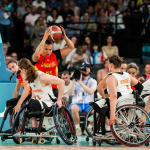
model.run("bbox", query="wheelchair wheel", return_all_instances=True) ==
[84,108,100,137]
[111,104,150,147]
[53,105,76,145]
[12,104,31,144]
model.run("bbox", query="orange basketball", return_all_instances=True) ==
[48,25,62,42]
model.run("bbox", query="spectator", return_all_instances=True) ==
[128,0,136,14]
[25,6,40,35]
[97,8,109,32]
[101,2,111,17]
[109,3,125,32]
[65,15,83,38]
[47,7,63,25]
[123,0,130,8]
[3,43,8,56]
[40,10,47,23]
[31,16,47,50]
[46,0,61,13]
[120,60,128,72]
[72,47,89,64]
[37,6,44,14]
[60,2,74,27]
[67,62,97,135]
[140,0,150,12]
[0,0,13,45]
[11,52,18,60]
[92,43,107,64]
[61,71,72,106]
[84,36,93,54]
[95,0,107,13]
[17,0,27,20]
[22,5,31,21]
[69,0,80,16]
[12,0,21,16]
[97,58,109,83]
[102,35,119,57]
[144,64,150,81]
[117,0,126,12]
[82,12,97,36]
[86,5,97,21]
[66,36,78,70]
[5,55,11,65]
[32,0,46,9]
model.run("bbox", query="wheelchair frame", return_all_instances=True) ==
[12,104,77,145]
[91,92,150,147]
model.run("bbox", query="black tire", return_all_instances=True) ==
[84,108,100,137]
[93,140,96,146]
[111,105,150,147]
[12,104,29,144]
[53,105,76,145]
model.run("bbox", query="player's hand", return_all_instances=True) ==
[110,116,118,124]
[139,114,146,125]
[14,104,21,114]
[60,26,66,39]
[44,28,50,40]
[54,100,62,108]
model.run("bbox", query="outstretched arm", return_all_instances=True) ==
[14,73,30,113]
[32,28,50,62]
[60,26,74,57]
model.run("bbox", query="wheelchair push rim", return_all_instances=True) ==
[53,105,76,145]
[111,104,150,147]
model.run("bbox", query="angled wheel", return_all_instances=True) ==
[84,108,100,137]
[53,105,76,145]
[111,105,150,147]
[12,104,30,144]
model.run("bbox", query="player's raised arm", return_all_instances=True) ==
[32,28,50,62]
[59,26,75,57]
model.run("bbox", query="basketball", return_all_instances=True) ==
[48,25,62,42]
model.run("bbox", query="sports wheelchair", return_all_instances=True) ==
[0,103,27,141]
[12,103,76,145]
[84,91,150,147]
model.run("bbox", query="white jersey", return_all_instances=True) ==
[29,71,56,108]
[141,79,150,103]
[111,72,133,96]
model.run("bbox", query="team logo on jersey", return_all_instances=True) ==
[33,85,36,87]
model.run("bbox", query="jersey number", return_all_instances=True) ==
[48,118,52,125]
[126,85,129,89]
[37,95,41,100]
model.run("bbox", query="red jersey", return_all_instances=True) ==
[17,73,32,95]
[34,50,61,89]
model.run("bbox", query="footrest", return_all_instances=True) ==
[13,132,59,138]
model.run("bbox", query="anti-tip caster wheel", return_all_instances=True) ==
[93,140,96,146]
[1,136,5,141]
[40,138,45,144]
[86,137,89,142]
[56,138,60,144]
[145,142,149,146]
[32,139,38,144]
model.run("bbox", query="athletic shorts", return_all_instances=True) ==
[68,103,92,114]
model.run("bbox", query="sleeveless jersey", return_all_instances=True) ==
[142,79,150,91]
[29,71,56,107]
[34,53,58,89]
[17,73,32,95]
[111,72,133,96]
